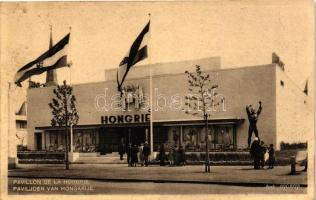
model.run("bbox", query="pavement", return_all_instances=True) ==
[8,178,307,194]
[8,163,307,187]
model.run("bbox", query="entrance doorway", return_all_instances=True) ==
[35,132,42,150]
[98,127,149,155]
[126,127,147,146]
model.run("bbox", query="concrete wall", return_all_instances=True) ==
[27,78,151,150]
[275,66,314,149]
[27,64,276,150]
[16,127,28,146]
[1,82,26,167]
[152,64,276,148]
[16,115,27,146]
[4,84,18,167]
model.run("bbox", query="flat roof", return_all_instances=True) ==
[35,118,245,130]
[105,56,221,81]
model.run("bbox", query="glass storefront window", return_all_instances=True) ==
[214,125,234,150]
[44,129,98,152]
[73,129,98,152]
[43,124,235,153]
[45,130,65,151]
[167,124,235,152]
[183,126,202,151]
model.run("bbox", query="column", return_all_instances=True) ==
[44,131,47,150]
[41,131,44,150]
[233,124,237,151]
[179,126,183,146]
[150,126,153,153]
[7,83,17,168]
[128,128,132,144]
[81,132,84,152]
[70,124,73,152]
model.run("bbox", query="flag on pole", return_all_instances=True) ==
[14,33,70,86]
[117,21,150,92]
[46,25,58,86]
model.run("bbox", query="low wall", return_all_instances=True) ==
[17,150,303,165]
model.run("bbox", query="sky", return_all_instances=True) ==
[1,1,314,100]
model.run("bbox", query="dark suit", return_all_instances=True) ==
[143,144,150,166]
[250,140,260,169]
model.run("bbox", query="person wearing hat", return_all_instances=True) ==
[118,139,125,161]
[131,144,139,167]
[178,145,186,166]
[250,137,261,169]
[127,143,132,167]
[268,144,275,169]
[143,142,150,166]
[159,143,166,166]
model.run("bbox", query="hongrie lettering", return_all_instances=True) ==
[101,114,150,124]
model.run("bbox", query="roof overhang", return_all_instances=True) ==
[35,118,244,131]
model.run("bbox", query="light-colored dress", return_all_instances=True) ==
[138,145,144,165]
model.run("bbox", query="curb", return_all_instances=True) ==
[8,175,307,188]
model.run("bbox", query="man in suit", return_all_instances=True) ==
[143,142,150,166]
[250,137,261,169]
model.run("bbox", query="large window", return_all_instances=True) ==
[167,124,235,152]
[183,126,202,151]
[213,125,234,150]
[44,130,66,151]
[44,129,99,152]
[73,129,98,152]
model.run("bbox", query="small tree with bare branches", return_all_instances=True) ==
[184,65,220,173]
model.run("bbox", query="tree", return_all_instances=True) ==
[184,65,220,173]
[49,80,79,170]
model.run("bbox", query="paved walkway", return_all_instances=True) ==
[9,164,307,186]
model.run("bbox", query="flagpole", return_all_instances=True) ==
[148,13,154,155]
[68,26,73,153]
[69,26,72,86]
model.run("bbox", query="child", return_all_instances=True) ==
[268,144,275,169]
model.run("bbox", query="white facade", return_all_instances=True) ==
[26,57,313,151]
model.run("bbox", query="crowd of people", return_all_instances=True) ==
[118,137,275,170]
[122,142,151,167]
[118,142,186,167]
[250,137,275,169]
[164,144,186,166]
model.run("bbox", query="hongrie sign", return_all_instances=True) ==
[101,113,150,124]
